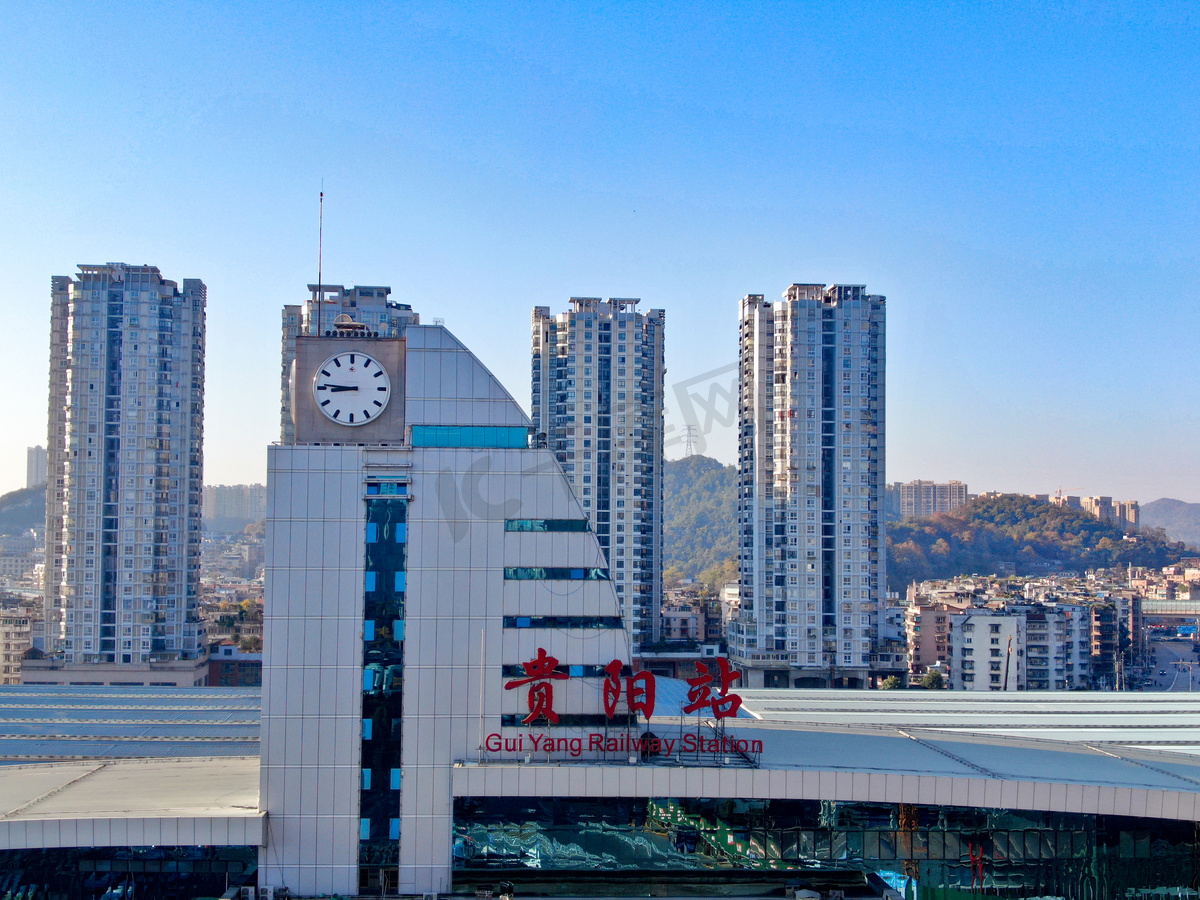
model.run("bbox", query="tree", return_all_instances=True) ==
[920,670,945,690]
[880,675,903,690]
[238,635,262,653]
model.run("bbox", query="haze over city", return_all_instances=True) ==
[2,1,1196,500]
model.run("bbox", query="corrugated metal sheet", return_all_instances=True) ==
[0,686,260,761]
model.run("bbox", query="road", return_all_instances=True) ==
[1149,640,1198,692]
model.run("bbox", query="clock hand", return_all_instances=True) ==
[324,384,359,392]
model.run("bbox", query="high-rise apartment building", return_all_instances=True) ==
[26,446,47,488]
[899,480,969,518]
[531,298,665,649]
[731,284,885,688]
[31,263,207,685]
[280,284,419,443]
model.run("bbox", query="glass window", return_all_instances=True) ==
[504,567,610,581]
[360,819,371,840]
[503,615,623,629]
[410,425,530,448]
[505,519,590,532]
[366,523,378,543]
[365,571,376,592]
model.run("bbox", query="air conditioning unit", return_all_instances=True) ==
[261,888,276,900]
[423,894,437,900]
[239,889,256,900]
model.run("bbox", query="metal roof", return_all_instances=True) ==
[733,689,1200,752]
[0,686,260,761]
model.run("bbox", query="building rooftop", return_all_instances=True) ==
[0,686,259,761]
[0,756,262,850]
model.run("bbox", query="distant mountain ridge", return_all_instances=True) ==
[1142,498,1200,548]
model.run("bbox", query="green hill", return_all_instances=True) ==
[0,485,45,535]
[887,493,1187,590]
[663,455,738,579]
[661,466,1190,592]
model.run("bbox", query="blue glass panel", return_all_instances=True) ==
[396,523,407,543]
[362,719,373,739]
[366,483,380,495]
[360,819,371,840]
[364,620,375,641]
[395,620,405,640]
[363,670,375,692]
[389,818,401,840]
[390,768,401,789]
[516,617,531,628]
[366,523,378,543]
[569,665,584,677]
[362,770,372,790]
[395,572,406,592]
[410,425,530,448]
[365,571,376,592]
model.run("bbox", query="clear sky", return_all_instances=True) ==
[1,1,1197,501]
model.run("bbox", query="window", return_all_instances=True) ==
[504,567,610,581]
[503,616,623,629]
[410,425,530,448]
[505,519,589,532]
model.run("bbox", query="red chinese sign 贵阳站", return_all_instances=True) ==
[504,648,742,724]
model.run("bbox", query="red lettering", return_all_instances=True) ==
[682,659,743,719]
[602,659,659,719]
[505,648,569,725]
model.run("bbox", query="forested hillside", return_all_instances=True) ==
[887,494,1187,589]
[0,485,45,534]
[661,465,1191,592]
[662,455,737,579]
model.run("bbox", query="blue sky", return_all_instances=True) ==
[1,1,1197,500]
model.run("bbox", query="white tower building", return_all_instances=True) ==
[32,263,207,684]
[530,298,666,649]
[730,284,885,688]
[263,313,633,895]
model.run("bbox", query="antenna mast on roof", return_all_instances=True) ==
[314,184,324,336]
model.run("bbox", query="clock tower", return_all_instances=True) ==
[290,324,405,443]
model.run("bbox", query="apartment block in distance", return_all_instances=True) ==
[26,445,47,488]
[531,298,666,649]
[899,480,969,518]
[731,284,885,688]
[280,284,419,443]
[29,263,207,685]
[202,483,267,523]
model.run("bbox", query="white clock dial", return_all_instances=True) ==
[312,351,391,426]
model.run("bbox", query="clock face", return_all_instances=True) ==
[312,351,392,426]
